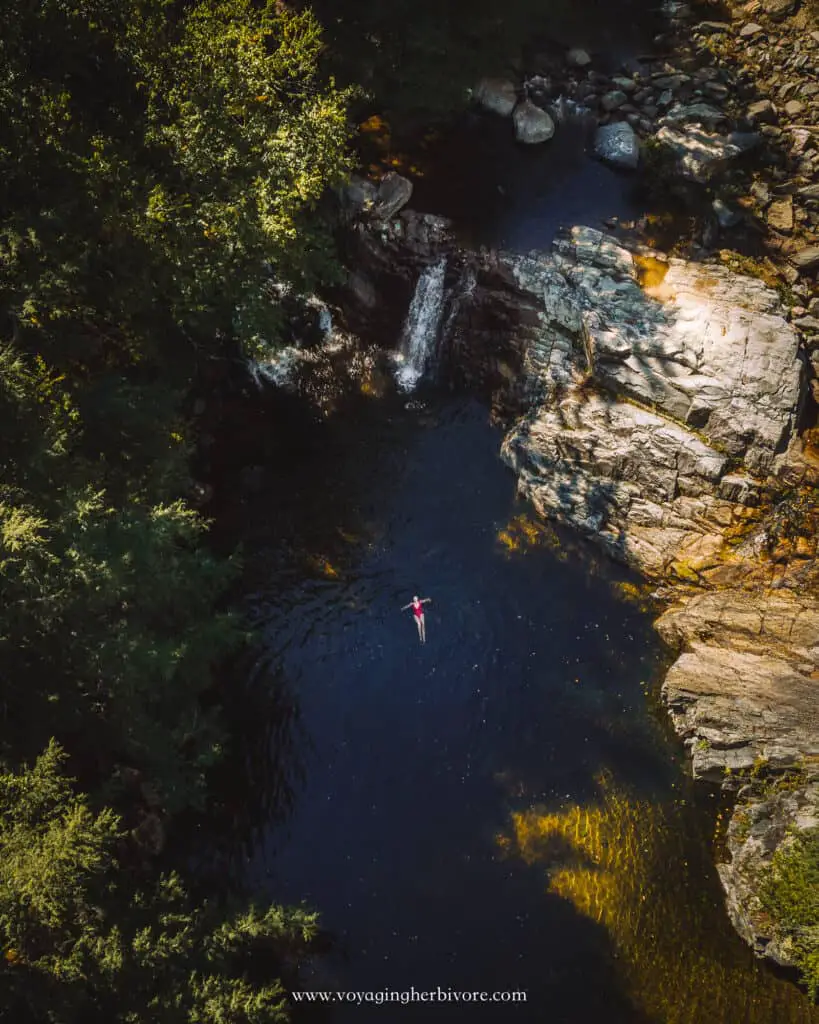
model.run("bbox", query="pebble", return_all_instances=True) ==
[739,22,764,37]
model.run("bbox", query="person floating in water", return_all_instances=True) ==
[401,595,432,643]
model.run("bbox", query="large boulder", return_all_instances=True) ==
[656,586,819,973]
[512,100,556,144]
[549,228,801,475]
[369,172,413,220]
[474,78,517,117]
[719,783,819,969]
[593,121,640,170]
[654,125,762,182]
[501,389,733,576]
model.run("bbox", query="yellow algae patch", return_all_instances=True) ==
[610,579,656,612]
[500,773,819,1024]
[495,513,563,557]
[306,554,340,579]
[633,253,671,295]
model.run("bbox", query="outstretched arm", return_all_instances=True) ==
[400,603,412,611]
[421,597,432,604]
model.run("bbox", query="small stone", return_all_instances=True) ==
[791,245,819,271]
[512,100,556,144]
[768,197,794,232]
[658,89,674,107]
[652,74,690,89]
[747,99,777,123]
[699,20,731,32]
[803,83,819,98]
[704,81,730,100]
[601,90,628,111]
[794,315,819,331]
[784,99,805,116]
[594,120,641,169]
[611,76,638,93]
[739,22,764,36]
[634,88,654,104]
[567,48,592,67]
[762,0,798,19]
[713,197,743,227]
[474,78,518,117]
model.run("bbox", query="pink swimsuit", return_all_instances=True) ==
[412,601,424,619]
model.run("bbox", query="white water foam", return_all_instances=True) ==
[393,258,447,392]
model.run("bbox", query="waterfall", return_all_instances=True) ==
[393,258,447,392]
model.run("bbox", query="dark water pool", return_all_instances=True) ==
[210,394,819,1024]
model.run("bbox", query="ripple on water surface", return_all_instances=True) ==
[224,398,818,1024]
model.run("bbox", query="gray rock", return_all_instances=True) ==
[659,590,819,780]
[502,389,732,575]
[703,81,730,101]
[739,21,764,37]
[369,172,413,220]
[654,126,759,182]
[567,47,592,67]
[747,99,778,124]
[474,77,517,117]
[767,196,794,232]
[601,90,628,111]
[512,100,556,144]
[794,315,819,331]
[652,74,690,90]
[340,174,378,219]
[698,20,731,33]
[489,226,801,571]
[594,121,641,170]
[719,783,819,972]
[784,98,805,116]
[660,101,728,130]
[712,197,743,227]
[611,76,638,93]
[761,0,799,18]
[791,245,819,271]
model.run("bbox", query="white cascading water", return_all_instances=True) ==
[393,258,447,392]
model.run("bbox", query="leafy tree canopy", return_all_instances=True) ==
[0,743,318,1023]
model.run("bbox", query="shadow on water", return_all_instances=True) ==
[411,111,647,253]
[198,384,819,1023]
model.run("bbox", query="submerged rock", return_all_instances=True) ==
[512,99,556,144]
[566,47,592,67]
[594,121,640,170]
[474,78,517,117]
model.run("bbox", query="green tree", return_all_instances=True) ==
[0,346,240,812]
[0,743,317,1023]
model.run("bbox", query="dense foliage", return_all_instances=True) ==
[305,0,554,132]
[0,0,351,1018]
[0,743,318,1023]
[761,826,819,1000]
